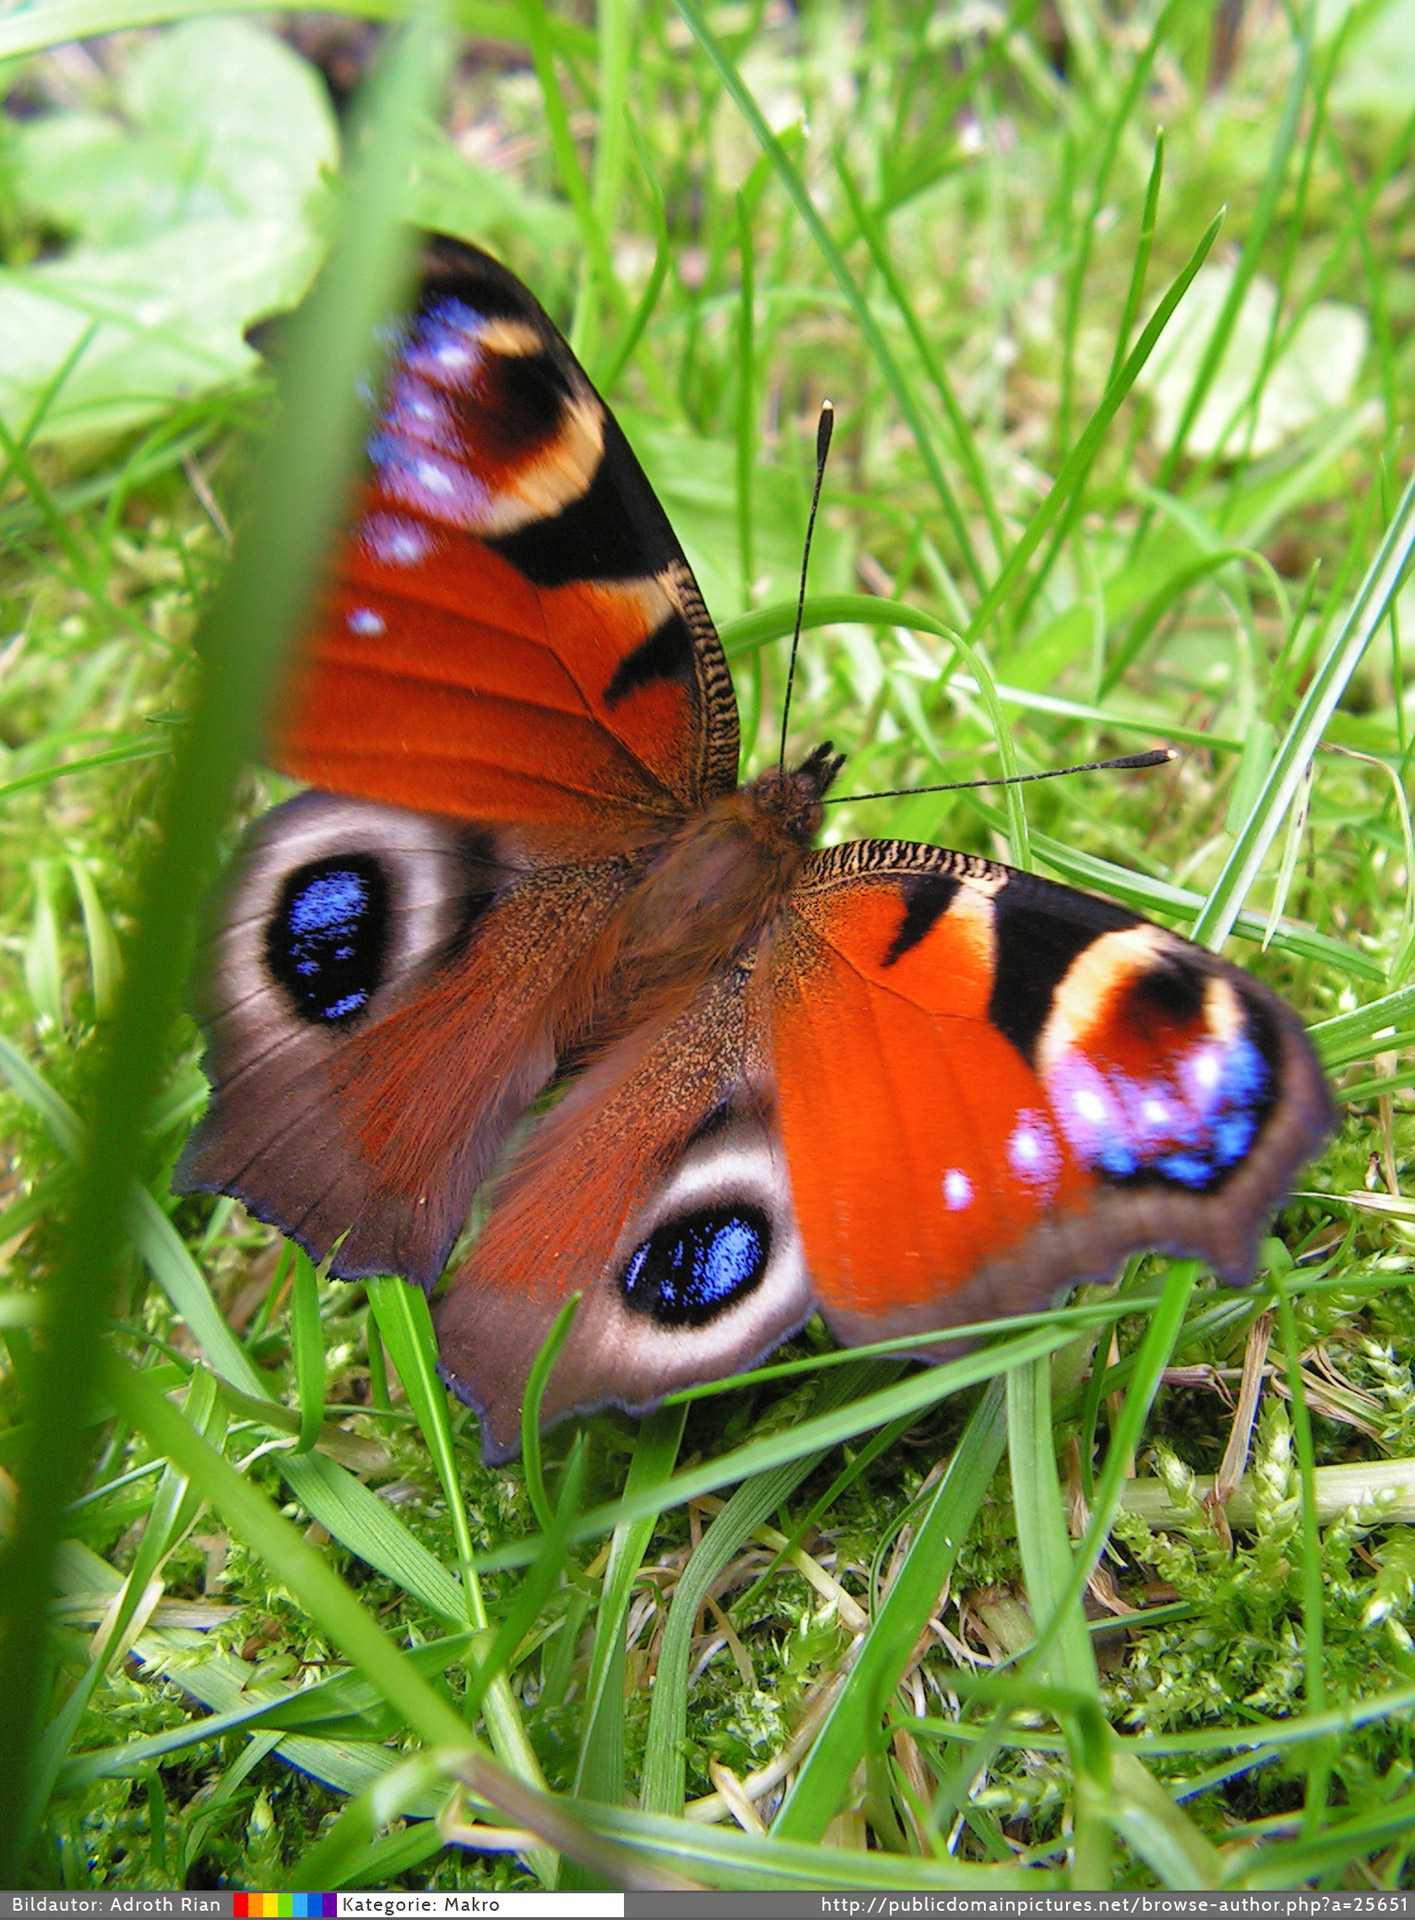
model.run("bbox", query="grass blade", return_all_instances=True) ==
[1193,470,1415,950]
[366,1276,553,1877]
[0,17,443,1871]
[772,1379,1008,1841]
[640,1360,893,1816]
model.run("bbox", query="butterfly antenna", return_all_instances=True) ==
[824,748,1176,805]
[778,401,835,775]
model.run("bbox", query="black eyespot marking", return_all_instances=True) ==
[1124,959,1206,1028]
[883,874,962,967]
[604,612,696,708]
[266,854,390,1026]
[472,347,568,454]
[620,1205,771,1327]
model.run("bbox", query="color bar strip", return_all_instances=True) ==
[234,1897,338,1917]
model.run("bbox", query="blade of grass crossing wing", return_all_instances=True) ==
[0,17,442,1865]
[640,1360,894,1816]
[771,1380,1008,1842]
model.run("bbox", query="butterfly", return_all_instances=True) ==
[177,234,1335,1463]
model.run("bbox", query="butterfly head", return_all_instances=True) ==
[746,741,844,845]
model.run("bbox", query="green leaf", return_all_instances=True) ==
[0,18,337,439]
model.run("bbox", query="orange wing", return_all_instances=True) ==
[769,843,1334,1349]
[275,236,739,836]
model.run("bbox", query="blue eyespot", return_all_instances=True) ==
[620,1205,770,1327]
[1048,1024,1274,1195]
[266,855,390,1027]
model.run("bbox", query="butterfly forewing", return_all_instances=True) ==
[770,842,1335,1349]
[276,236,738,835]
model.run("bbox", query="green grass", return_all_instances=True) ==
[2,0,1415,1892]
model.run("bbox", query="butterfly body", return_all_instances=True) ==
[179,235,1334,1462]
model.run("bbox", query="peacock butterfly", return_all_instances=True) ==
[177,234,1335,1463]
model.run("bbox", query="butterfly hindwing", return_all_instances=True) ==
[434,959,811,1462]
[276,236,739,836]
[769,842,1334,1348]
[177,791,633,1284]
